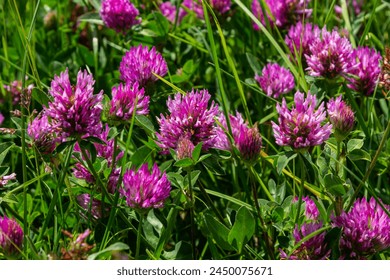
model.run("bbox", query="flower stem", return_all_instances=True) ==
[186,168,197,260]
[135,213,144,259]
[294,154,306,225]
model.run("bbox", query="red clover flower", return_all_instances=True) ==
[272,91,332,150]
[347,46,382,95]
[119,45,168,88]
[46,68,103,140]
[160,2,186,24]
[100,0,141,34]
[333,197,390,259]
[0,215,23,256]
[120,163,171,209]
[255,63,295,98]
[156,89,219,154]
[327,96,355,141]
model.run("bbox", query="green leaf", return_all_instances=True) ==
[174,158,194,168]
[192,142,202,162]
[87,242,129,260]
[246,52,262,74]
[228,206,255,252]
[348,149,371,161]
[131,145,153,168]
[201,156,225,175]
[31,87,50,107]
[276,152,297,174]
[203,213,235,251]
[136,115,155,134]
[78,12,104,25]
[0,142,14,166]
[324,174,346,196]
[347,138,364,153]
[54,140,76,154]
[79,140,97,164]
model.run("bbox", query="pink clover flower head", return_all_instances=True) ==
[293,196,320,220]
[100,0,141,34]
[109,82,149,121]
[280,222,330,260]
[76,194,108,220]
[160,2,186,24]
[0,173,17,187]
[347,46,382,95]
[156,89,219,154]
[285,21,321,65]
[120,163,171,209]
[214,112,262,163]
[251,0,312,30]
[0,215,23,256]
[183,0,204,19]
[327,96,355,141]
[119,45,168,87]
[333,197,390,259]
[255,63,295,98]
[305,27,358,79]
[210,0,232,14]
[3,79,34,106]
[28,111,59,154]
[46,68,103,139]
[214,112,246,151]
[272,91,332,150]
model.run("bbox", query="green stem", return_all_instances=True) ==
[294,154,305,225]
[186,168,197,260]
[135,213,144,259]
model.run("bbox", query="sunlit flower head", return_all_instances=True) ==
[100,0,141,34]
[120,163,171,209]
[327,96,355,141]
[272,91,332,150]
[0,215,23,256]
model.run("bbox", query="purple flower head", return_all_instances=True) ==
[28,111,59,154]
[214,112,262,163]
[109,82,149,122]
[214,112,246,151]
[119,45,168,88]
[347,47,381,95]
[100,0,141,34]
[120,163,171,209]
[210,0,232,14]
[46,69,103,140]
[61,229,94,260]
[335,0,364,16]
[183,0,204,19]
[0,173,17,187]
[0,215,23,256]
[327,96,355,141]
[255,63,295,98]
[73,125,123,192]
[76,194,108,220]
[293,196,320,220]
[280,222,330,260]
[251,0,312,30]
[236,124,262,164]
[156,89,219,154]
[333,197,390,259]
[160,2,186,24]
[306,27,358,79]
[285,22,321,66]
[272,91,332,150]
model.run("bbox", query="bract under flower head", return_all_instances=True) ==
[100,0,141,34]
[156,89,219,154]
[255,63,295,98]
[272,91,332,150]
[333,197,390,259]
[46,68,103,140]
[120,163,171,209]
[119,45,168,87]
